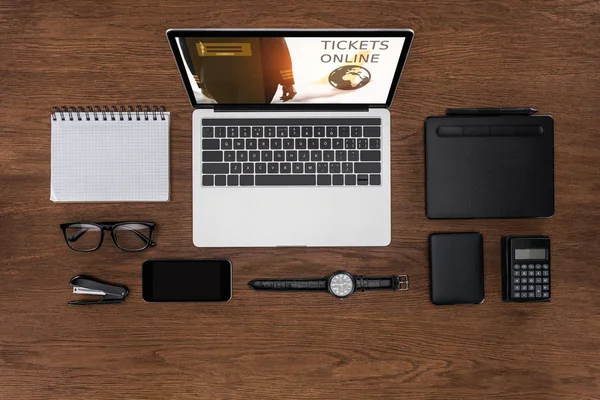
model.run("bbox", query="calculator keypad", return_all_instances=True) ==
[511,263,550,301]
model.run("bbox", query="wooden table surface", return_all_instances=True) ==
[1,1,599,399]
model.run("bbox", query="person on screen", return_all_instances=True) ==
[179,37,297,104]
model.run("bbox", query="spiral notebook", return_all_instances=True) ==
[50,106,170,202]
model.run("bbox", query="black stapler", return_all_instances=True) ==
[69,275,129,305]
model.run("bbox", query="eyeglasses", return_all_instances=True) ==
[60,222,156,252]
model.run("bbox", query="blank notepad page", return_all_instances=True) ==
[50,113,170,202]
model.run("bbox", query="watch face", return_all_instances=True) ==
[328,272,355,298]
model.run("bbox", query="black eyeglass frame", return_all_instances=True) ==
[60,221,156,252]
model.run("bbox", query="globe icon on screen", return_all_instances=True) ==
[328,65,371,90]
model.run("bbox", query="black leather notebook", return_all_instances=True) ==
[425,115,554,219]
[430,233,484,305]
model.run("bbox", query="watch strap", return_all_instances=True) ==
[248,279,327,291]
[355,275,409,291]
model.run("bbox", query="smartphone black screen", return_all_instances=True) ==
[142,259,231,302]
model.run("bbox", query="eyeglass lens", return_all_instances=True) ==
[113,223,152,251]
[65,223,102,251]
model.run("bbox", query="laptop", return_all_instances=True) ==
[166,29,414,247]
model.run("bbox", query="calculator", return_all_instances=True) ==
[502,236,551,302]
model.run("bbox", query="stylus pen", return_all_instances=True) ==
[446,107,537,116]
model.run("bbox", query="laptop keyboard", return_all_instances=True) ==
[200,118,382,187]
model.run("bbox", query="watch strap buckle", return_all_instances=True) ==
[394,275,409,291]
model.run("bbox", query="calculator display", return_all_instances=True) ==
[515,248,547,260]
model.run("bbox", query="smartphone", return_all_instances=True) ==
[142,259,232,302]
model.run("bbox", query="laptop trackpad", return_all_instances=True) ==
[193,186,390,247]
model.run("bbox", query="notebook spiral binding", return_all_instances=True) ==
[51,105,167,121]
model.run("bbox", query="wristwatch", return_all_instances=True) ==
[248,271,409,298]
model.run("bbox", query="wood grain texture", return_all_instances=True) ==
[1,0,600,399]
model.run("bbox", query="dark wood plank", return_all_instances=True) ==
[1,0,599,399]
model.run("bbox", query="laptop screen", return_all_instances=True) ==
[168,31,413,107]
